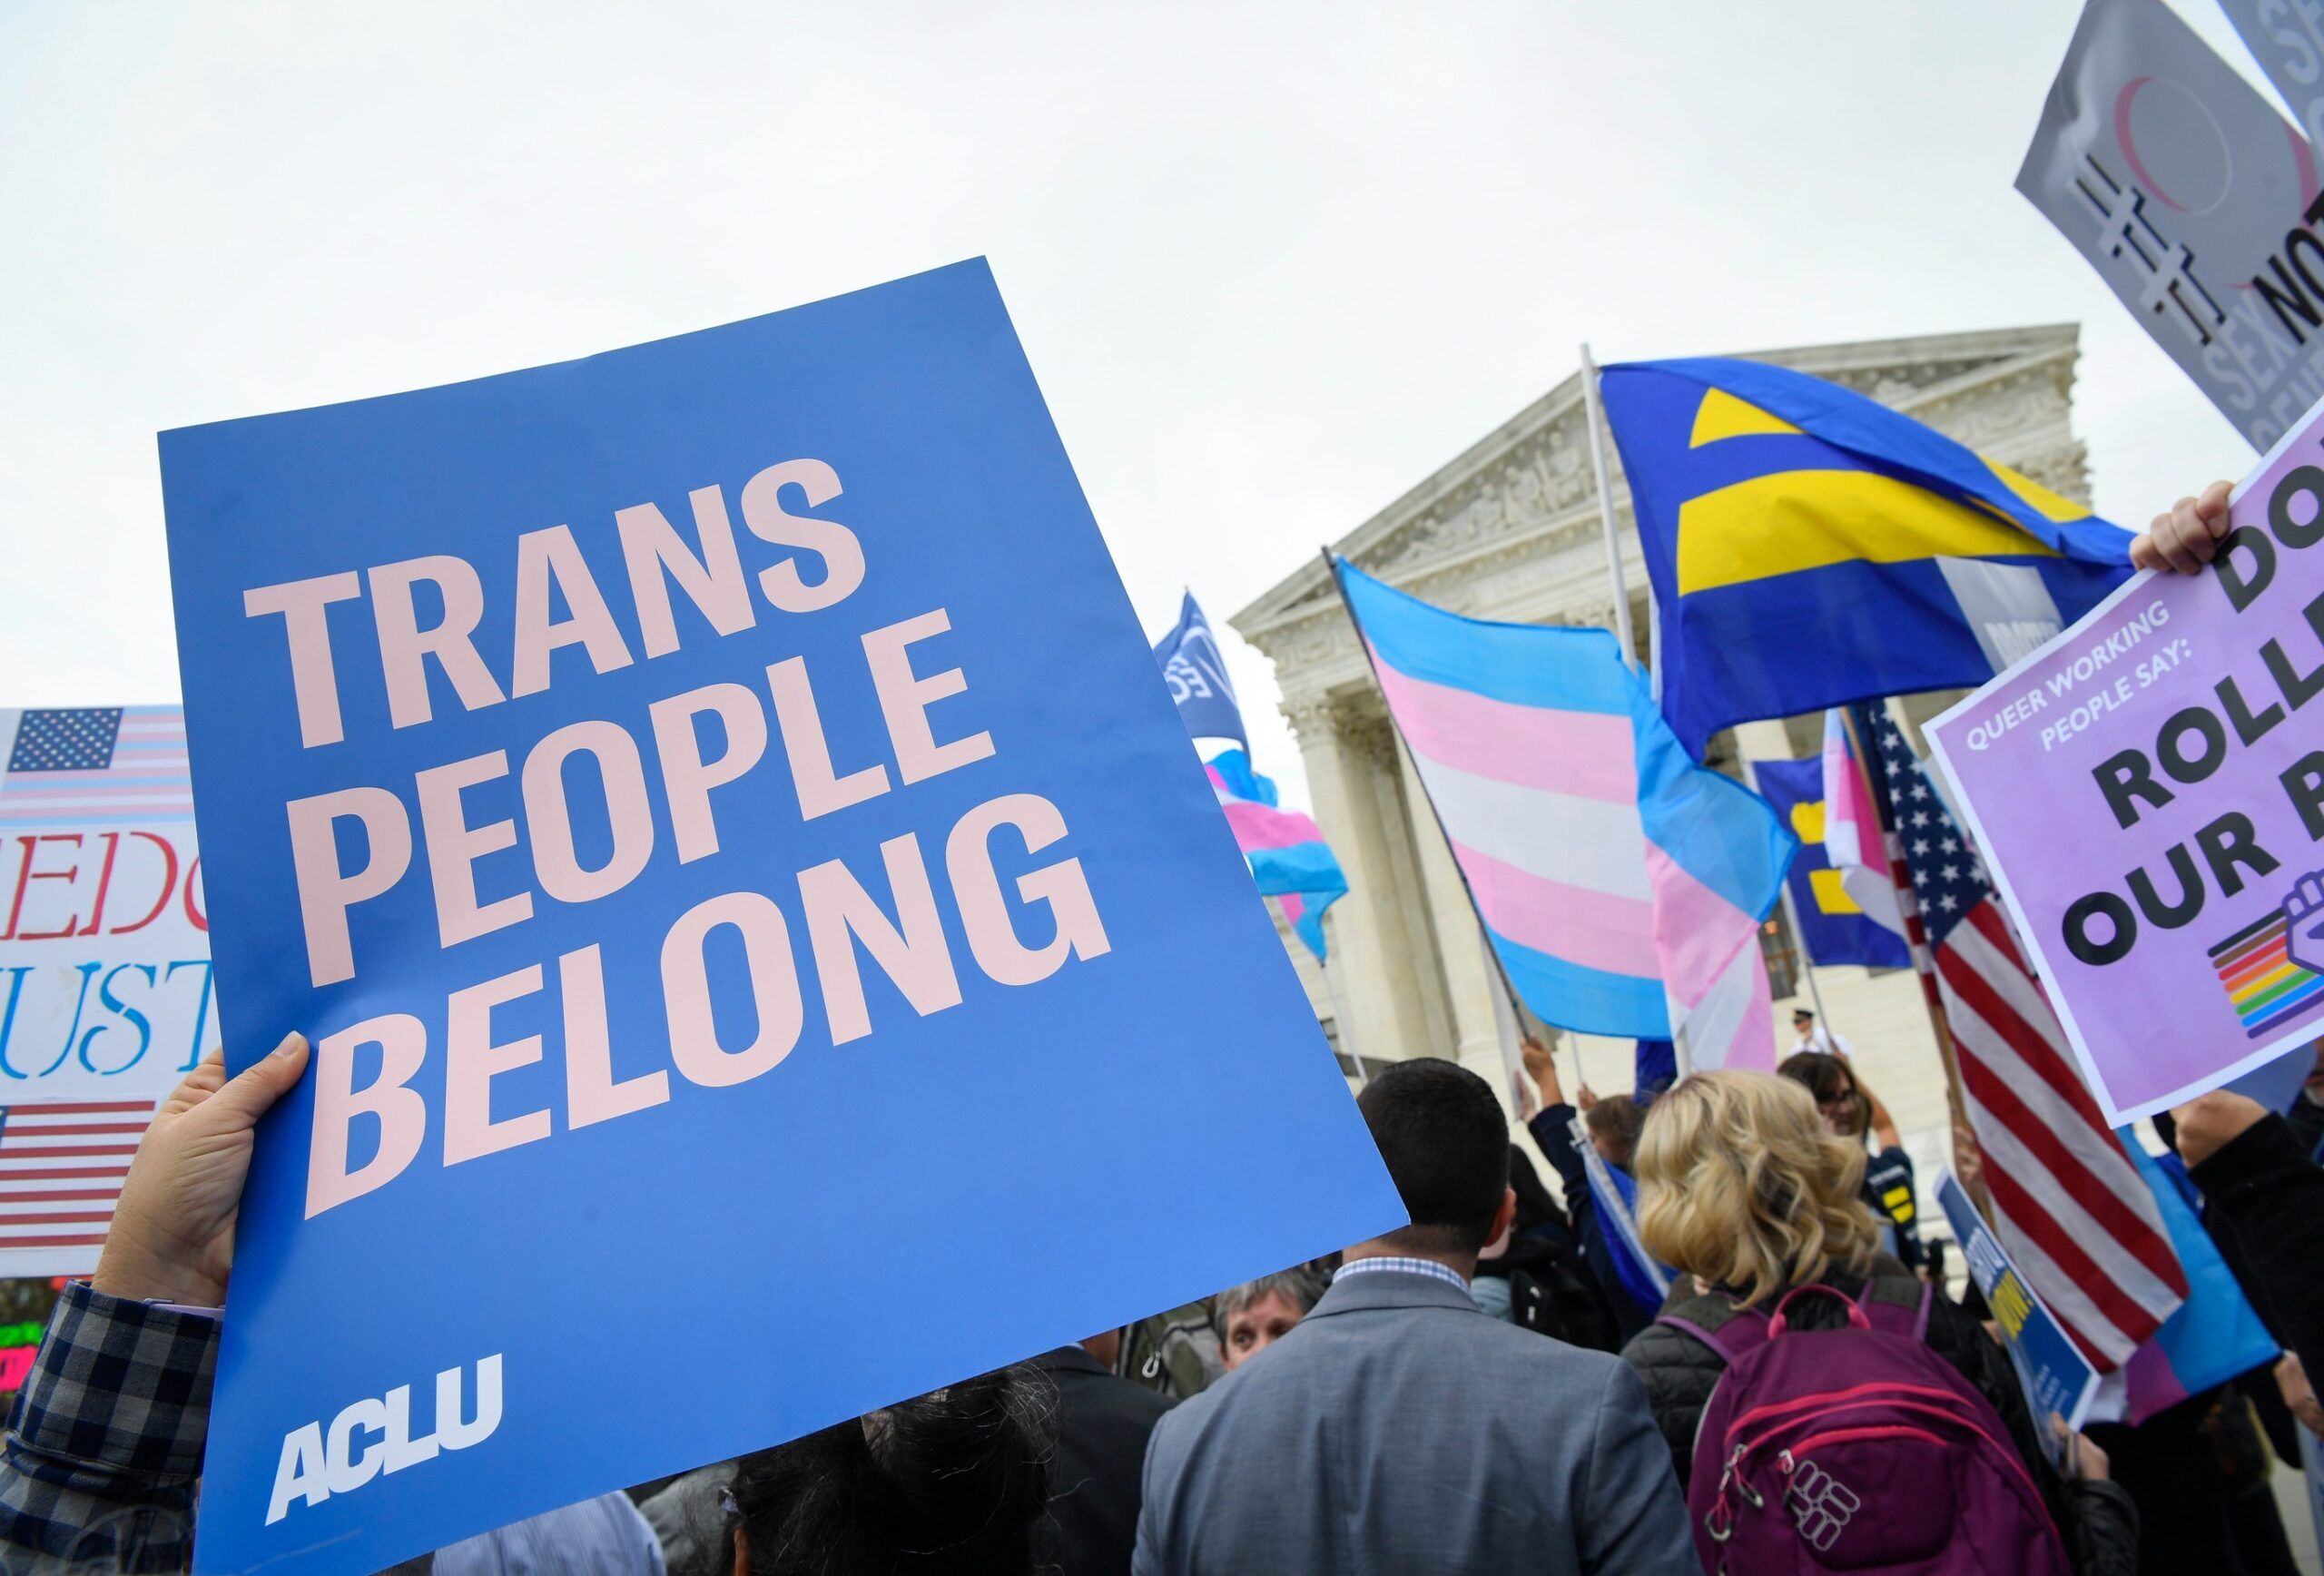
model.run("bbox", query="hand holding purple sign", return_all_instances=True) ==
[1928,396,2324,1125]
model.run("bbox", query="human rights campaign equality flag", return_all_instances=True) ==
[1334,559,1796,1068]
[1599,358,2135,759]
[1750,758,1911,970]
[1152,591,1247,749]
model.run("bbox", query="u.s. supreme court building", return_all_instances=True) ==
[1231,323,2102,1167]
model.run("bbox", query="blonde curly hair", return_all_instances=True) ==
[1634,1070,1879,1307]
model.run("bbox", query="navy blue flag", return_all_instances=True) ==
[1752,759,1911,970]
[1152,592,1247,749]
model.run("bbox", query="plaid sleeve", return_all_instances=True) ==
[0,1281,219,1571]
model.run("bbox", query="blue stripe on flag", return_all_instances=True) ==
[1488,927,1671,1039]
[1631,700,1797,921]
[1246,843,1347,898]
[1338,567,1634,715]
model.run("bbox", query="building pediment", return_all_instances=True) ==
[1232,323,2091,724]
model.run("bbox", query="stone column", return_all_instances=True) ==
[1285,696,1446,1066]
[1395,737,1505,1088]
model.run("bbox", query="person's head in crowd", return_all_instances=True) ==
[1634,1070,1878,1306]
[1581,1093,1644,1168]
[1793,1009,1815,1035]
[1507,1143,1564,1234]
[724,1366,1052,1576]
[1351,1058,1512,1274]
[1777,1049,1867,1141]
[1213,1268,1325,1372]
[2307,1038,2324,1101]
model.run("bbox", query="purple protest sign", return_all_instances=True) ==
[1927,398,2324,1125]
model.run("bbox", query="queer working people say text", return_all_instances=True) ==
[241,458,1110,1221]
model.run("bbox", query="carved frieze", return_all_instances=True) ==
[1236,325,2096,684]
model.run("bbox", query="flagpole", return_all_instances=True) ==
[1578,343,1639,671]
[1321,957,1367,1088]
[1840,701,1990,1216]
[1738,756,1833,1036]
[1579,345,1682,1077]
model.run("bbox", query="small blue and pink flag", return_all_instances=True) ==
[1334,559,1797,1068]
[2115,1138,2278,1424]
[1206,749,1347,962]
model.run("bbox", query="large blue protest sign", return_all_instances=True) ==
[160,260,1403,1574]
[1936,1174,2097,1461]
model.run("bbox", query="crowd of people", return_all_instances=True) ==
[0,491,2318,1574]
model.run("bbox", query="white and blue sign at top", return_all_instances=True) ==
[161,260,1402,1575]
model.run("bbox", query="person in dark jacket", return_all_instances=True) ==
[2172,1090,2324,1391]
[1519,1037,1658,1343]
[1026,1339,1173,1576]
[1620,1070,2138,1576]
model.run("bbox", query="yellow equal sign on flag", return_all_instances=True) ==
[1786,798,1863,916]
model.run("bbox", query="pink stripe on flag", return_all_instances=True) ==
[1452,841,1661,979]
[1220,800,1325,854]
[1368,653,1637,802]
[1644,844,1761,1012]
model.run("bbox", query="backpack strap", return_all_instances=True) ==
[1656,1289,1771,1365]
[1857,1266,1933,1341]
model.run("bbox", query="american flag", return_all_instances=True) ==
[0,1100,155,1263]
[1853,703,2188,1370]
[0,707,192,826]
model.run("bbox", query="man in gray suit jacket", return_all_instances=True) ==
[1133,1058,1696,1576]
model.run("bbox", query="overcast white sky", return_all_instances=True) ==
[0,1,2273,808]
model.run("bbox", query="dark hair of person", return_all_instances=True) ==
[1508,1143,1565,1235]
[1355,1057,1510,1254]
[1581,1095,1645,1169]
[1776,1050,1867,1140]
[724,1364,1054,1576]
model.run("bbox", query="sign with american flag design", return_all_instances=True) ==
[0,1098,158,1277]
[0,707,213,1140]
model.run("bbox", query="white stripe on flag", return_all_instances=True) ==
[1984,1194,2138,1364]
[1958,1083,2183,1317]
[1404,756,1650,900]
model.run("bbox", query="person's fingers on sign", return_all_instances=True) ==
[2048,1415,2112,1483]
[92,1033,311,1307]
[2129,479,2232,575]
[2166,1089,2269,1170]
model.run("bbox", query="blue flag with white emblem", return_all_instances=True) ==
[1152,592,1247,750]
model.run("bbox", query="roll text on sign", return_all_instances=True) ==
[1929,394,2324,1124]
[161,261,1403,1575]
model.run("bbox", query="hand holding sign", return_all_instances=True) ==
[1929,399,2324,1122]
[91,1035,309,1307]
[2129,480,2232,576]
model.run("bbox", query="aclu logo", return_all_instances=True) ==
[268,1354,502,1525]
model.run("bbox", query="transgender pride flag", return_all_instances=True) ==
[1206,750,1347,961]
[1334,560,1796,1067]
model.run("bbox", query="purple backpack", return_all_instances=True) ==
[1659,1275,2070,1575]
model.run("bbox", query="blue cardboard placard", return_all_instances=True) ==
[1936,1173,2097,1463]
[160,260,1403,1575]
